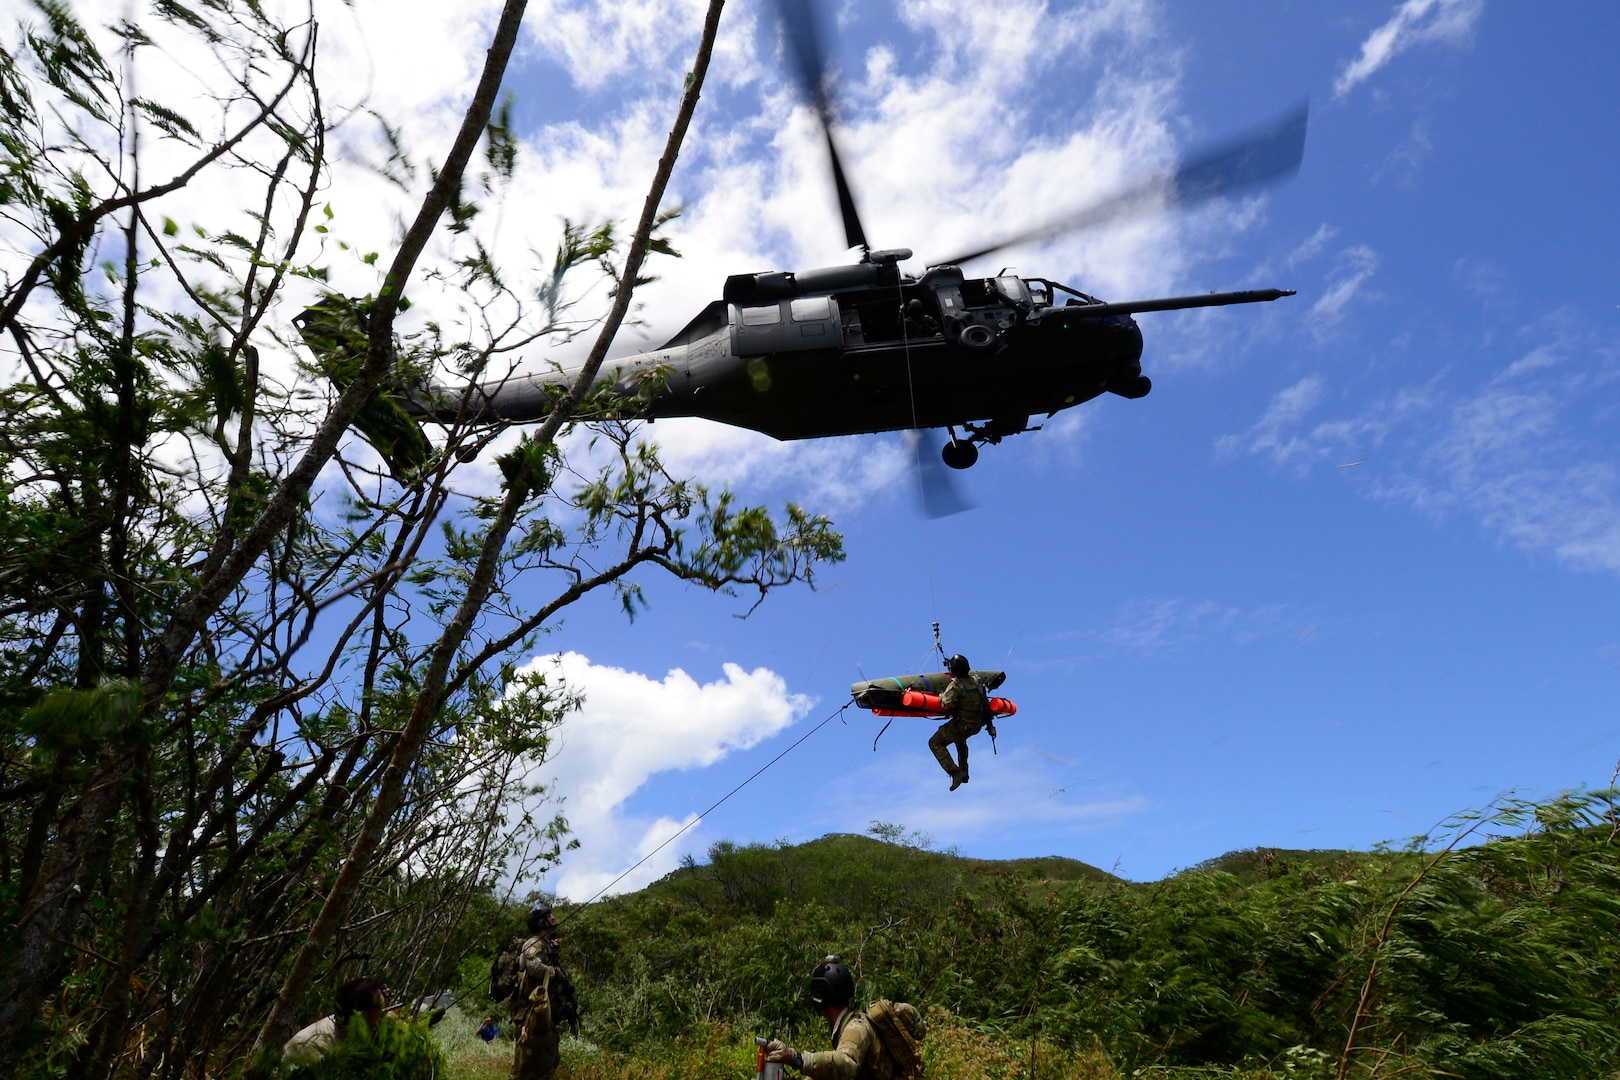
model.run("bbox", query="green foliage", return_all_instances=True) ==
[292,295,432,475]
[0,4,838,1074]
[284,1016,447,1080]
[547,799,1620,1080]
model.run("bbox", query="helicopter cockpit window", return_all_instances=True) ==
[739,304,783,327]
[1026,280,1052,308]
[995,276,1032,306]
[959,279,999,308]
[789,297,832,322]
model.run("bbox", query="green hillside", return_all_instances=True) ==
[524,797,1620,1080]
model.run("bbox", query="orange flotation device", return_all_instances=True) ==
[870,690,1017,719]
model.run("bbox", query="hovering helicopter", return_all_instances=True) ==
[318,0,1307,474]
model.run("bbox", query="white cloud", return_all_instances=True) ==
[1092,597,1290,656]
[1219,312,1620,577]
[1310,245,1380,328]
[1216,375,1327,468]
[1334,0,1485,99]
[1388,387,1620,573]
[523,0,746,90]
[515,650,812,899]
[1288,224,1339,268]
[4,0,1291,521]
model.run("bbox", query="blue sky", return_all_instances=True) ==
[476,0,1620,896]
[91,0,1612,897]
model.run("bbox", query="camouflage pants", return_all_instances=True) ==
[510,1012,560,1080]
[928,716,981,776]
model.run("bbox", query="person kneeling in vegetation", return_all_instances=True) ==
[764,956,924,1080]
[283,977,387,1065]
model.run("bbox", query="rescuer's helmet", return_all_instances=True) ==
[947,654,971,677]
[809,955,854,1009]
[527,906,555,935]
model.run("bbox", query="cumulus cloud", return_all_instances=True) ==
[514,651,812,900]
[7,0,1291,520]
[1334,0,1485,99]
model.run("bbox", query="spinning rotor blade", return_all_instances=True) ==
[938,101,1308,267]
[774,0,868,253]
[908,429,975,520]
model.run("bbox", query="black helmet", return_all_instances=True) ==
[809,955,854,1008]
[527,906,555,935]
[947,654,970,677]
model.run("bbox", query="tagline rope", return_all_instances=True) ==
[557,702,850,924]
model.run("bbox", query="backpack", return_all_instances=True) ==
[489,936,523,1002]
[865,999,926,1080]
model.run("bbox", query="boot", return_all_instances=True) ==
[960,767,969,784]
[948,770,965,791]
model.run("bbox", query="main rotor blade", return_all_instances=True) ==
[938,101,1308,267]
[774,0,869,252]
[909,430,975,519]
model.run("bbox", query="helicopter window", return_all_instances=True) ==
[739,304,783,327]
[789,297,832,322]
[995,276,1032,306]
[959,279,1000,308]
[1026,280,1051,307]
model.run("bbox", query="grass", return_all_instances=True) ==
[433,1007,1311,1080]
[432,1007,513,1079]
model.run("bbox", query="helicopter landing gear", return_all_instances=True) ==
[941,437,979,470]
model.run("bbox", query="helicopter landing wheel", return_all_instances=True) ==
[941,438,979,470]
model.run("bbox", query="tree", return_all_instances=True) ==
[0,0,832,1074]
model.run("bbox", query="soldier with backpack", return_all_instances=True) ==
[929,654,997,791]
[763,955,926,1080]
[489,906,579,1080]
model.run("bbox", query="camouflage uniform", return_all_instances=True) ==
[496,934,564,1080]
[928,673,989,780]
[800,1007,892,1080]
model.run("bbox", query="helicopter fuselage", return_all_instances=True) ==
[447,260,1189,448]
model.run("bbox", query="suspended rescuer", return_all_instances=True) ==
[490,906,580,1080]
[928,654,996,791]
[763,956,926,1080]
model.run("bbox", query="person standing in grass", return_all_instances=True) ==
[491,906,575,1080]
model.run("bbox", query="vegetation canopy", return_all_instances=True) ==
[0,0,828,1076]
[541,796,1620,1080]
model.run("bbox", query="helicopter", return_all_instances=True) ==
[332,0,1308,473]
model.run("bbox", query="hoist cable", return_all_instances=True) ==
[555,702,849,925]
[895,280,941,628]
